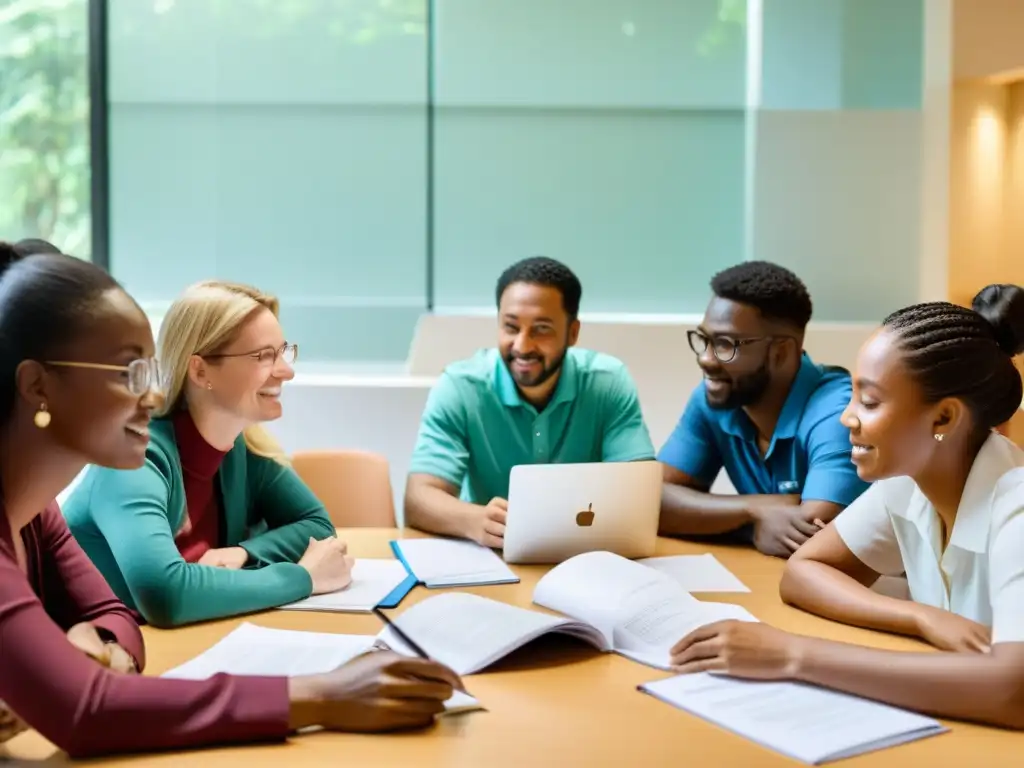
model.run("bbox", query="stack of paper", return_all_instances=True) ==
[637,554,750,593]
[163,623,481,715]
[392,538,519,588]
[279,559,413,613]
[640,673,947,764]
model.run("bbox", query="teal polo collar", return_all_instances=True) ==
[494,348,580,409]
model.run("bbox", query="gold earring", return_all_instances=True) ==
[34,402,51,429]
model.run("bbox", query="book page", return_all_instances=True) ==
[279,559,410,612]
[162,622,482,716]
[638,554,751,593]
[162,623,378,679]
[394,539,518,587]
[641,673,946,764]
[533,551,702,645]
[377,592,607,675]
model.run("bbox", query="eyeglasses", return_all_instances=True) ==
[204,342,298,367]
[44,357,163,397]
[687,330,777,364]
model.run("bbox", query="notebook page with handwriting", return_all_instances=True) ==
[533,551,757,670]
[279,559,410,613]
[377,592,608,675]
[641,673,947,764]
[392,538,519,587]
[162,623,481,715]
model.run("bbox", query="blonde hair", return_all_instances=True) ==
[157,280,289,465]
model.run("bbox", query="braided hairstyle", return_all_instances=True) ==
[882,284,1024,434]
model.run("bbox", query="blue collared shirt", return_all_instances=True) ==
[409,347,656,503]
[658,353,869,507]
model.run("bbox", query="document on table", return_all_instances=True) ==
[279,559,412,612]
[391,538,519,588]
[637,554,750,593]
[640,673,947,764]
[162,623,481,715]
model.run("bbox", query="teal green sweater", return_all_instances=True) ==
[62,418,335,627]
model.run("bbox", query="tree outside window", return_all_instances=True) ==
[0,0,90,259]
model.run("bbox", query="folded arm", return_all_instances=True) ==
[240,457,336,565]
[43,504,146,668]
[404,473,486,539]
[790,638,1024,730]
[781,522,922,637]
[87,461,313,627]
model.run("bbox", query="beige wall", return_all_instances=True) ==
[954,0,1024,81]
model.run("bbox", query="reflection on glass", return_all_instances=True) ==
[0,0,91,258]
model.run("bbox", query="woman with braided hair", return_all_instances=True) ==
[666,284,1024,729]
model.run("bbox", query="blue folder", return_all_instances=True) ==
[375,545,418,608]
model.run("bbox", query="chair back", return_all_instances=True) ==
[291,450,397,528]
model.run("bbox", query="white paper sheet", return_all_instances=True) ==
[638,554,751,593]
[279,559,410,612]
[162,622,482,715]
[641,673,947,764]
[394,538,519,587]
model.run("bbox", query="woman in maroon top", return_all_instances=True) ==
[0,245,461,758]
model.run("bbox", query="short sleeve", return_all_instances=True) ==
[408,371,470,488]
[656,387,723,487]
[801,415,871,507]
[988,468,1024,644]
[832,481,906,576]
[600,367,656,462]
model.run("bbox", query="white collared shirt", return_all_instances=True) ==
[834,433,1024,644]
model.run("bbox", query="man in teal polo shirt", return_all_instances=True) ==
[405,257,655,547]
[659,261,869,558]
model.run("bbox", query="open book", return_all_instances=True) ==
[162,622,481,715]
[376,551,755,675]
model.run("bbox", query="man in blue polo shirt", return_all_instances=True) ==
[405,257,655,547]
[659,261,869,558]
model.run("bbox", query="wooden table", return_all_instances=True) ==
[6,529,1023,766]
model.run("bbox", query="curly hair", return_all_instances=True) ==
[710,260,813,329]
[882,284,1024,432]
[495,256,582,319]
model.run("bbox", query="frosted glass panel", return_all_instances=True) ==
[433,0,747,313]
[434,0,746,108]
[108,0,428,362]
[761,0,923,110]
[434,109,745,311]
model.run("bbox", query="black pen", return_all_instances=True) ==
[372,607,431,659]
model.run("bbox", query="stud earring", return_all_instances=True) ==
[206,382,213,391]
[34,402,51,429]
[934,433,944,442]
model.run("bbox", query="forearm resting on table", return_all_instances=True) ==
[659,484,798,536]
[792,638,1024,730]
[781,558,921,638]
[404,476,480,538]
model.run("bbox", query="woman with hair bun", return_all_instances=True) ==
[667,284,1024,729]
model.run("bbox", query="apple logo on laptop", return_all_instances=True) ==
[575,503,595,527]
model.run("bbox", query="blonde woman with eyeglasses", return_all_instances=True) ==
[62,280,352,627]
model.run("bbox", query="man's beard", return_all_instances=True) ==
[705,362,771,410]
[504,348,567,388]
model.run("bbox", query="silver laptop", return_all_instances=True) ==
[501,460,662,565]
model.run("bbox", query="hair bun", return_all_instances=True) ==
[0,242,23,278]
[972,283,1024,356]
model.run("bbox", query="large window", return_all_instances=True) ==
[0,0,91,258]
[105,0,927,363]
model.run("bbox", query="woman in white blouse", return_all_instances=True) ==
[669,283,1024,729]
